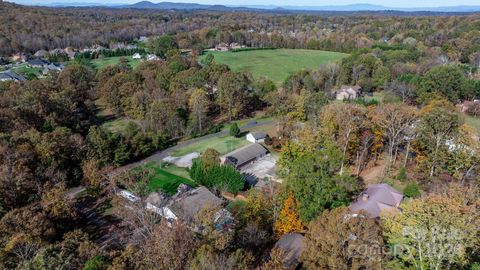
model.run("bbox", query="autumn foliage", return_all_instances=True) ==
[274,193,303,237]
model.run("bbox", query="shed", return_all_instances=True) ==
[246,132,267,143]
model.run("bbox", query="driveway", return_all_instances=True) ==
[108,119,273,178]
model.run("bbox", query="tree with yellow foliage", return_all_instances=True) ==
[274,193,303,237]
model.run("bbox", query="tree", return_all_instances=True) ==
[416,104,460,176]
[274,192,303,237]
[282,142,359,222]
[147,35,178,58]
[382,189,479,270]
[369,104,418,178]
[229,122,240,137]
[218,72,249,121]
[136,221,198,270]
[418,65,466,103]
[199,148,220,171]
[403,182,421,198]
[189,160,244,194]
[189,88,210,133]
[301,207,385,270]
[320,103,367,174]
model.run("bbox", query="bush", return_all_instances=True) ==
[396,167,407,182]
[229,123,240,137]
[83,256,107,270]
[403,182,421,198]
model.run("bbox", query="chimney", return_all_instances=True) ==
[362,194,369,201]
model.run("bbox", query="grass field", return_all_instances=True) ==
[465,115,480,135]
[200,49,347,85]
[91,56,140,70]
[146,163,196,195]
[11,63,42,78]
[171,135,251,157]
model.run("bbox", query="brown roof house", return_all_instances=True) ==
[224,143,268,169]
[335,85,362,100]
[349,183,403,218]
[274,233,305,269]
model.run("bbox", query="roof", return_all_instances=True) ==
[247,132,267,140]
[27,59,49,66]
[0,71,26,81]
[336,85,362,94]
[168,186,223,224]
[349,183,403,218]
[225,143,268,167]
[275,233,305,268]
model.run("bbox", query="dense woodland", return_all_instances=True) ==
[1,2,480,270]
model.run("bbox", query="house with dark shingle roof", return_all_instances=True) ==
[224,143,268,169]
[145,184,234,232]
[275,233,305,269]
[0,70,26,82]
[349,183,403,218]
[27,59,49,68]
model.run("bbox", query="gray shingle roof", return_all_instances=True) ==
[349,183,403,218]
[225,143,268,167]
[275,233,305,268]
[168,186,223,224]
[249,132,267,140]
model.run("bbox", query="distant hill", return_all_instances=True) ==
[124,2,480,13]
[18,1,480,13]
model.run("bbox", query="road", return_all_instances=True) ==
[108,119,273,178]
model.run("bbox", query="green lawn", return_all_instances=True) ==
[465,115,480,136]
[171,135,251,157]
[91,56,140,70]
[11,63,42,78]
[146,163,196,195]
[200,49,347,85]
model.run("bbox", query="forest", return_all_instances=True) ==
[0,1,480,270]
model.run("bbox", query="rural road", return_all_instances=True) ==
[108,119,274,178]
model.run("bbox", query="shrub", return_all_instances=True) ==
[396,167,407,182]
[229,123,240,137]
[403,182,421,198]
[83,256,107,270]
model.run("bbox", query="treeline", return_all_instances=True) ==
[2,2,480,68]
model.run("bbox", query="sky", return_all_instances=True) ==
[7,0,480,8]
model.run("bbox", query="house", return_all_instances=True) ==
[458,100,480,113]
[146,184,234,232]
[12,53,29,63]
[67,51,77,60]
[42,63,64,75]
[139,36,149,42]
[132,53,142,59]
[49,48,65,56]
[246,132,267,143]
[215,42,230,51]
[229,42,242,50]
[224,143,269,169]
[34,50,48,58]
[335,85,362,100]
[0,70,26,82]
[349,183,403,218]
[146,54,159,61]
[274,233,305,269]
[27,59,49,68]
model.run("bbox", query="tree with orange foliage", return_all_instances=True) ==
[274,193,303,237]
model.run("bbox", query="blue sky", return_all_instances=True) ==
[8,0,480,7]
